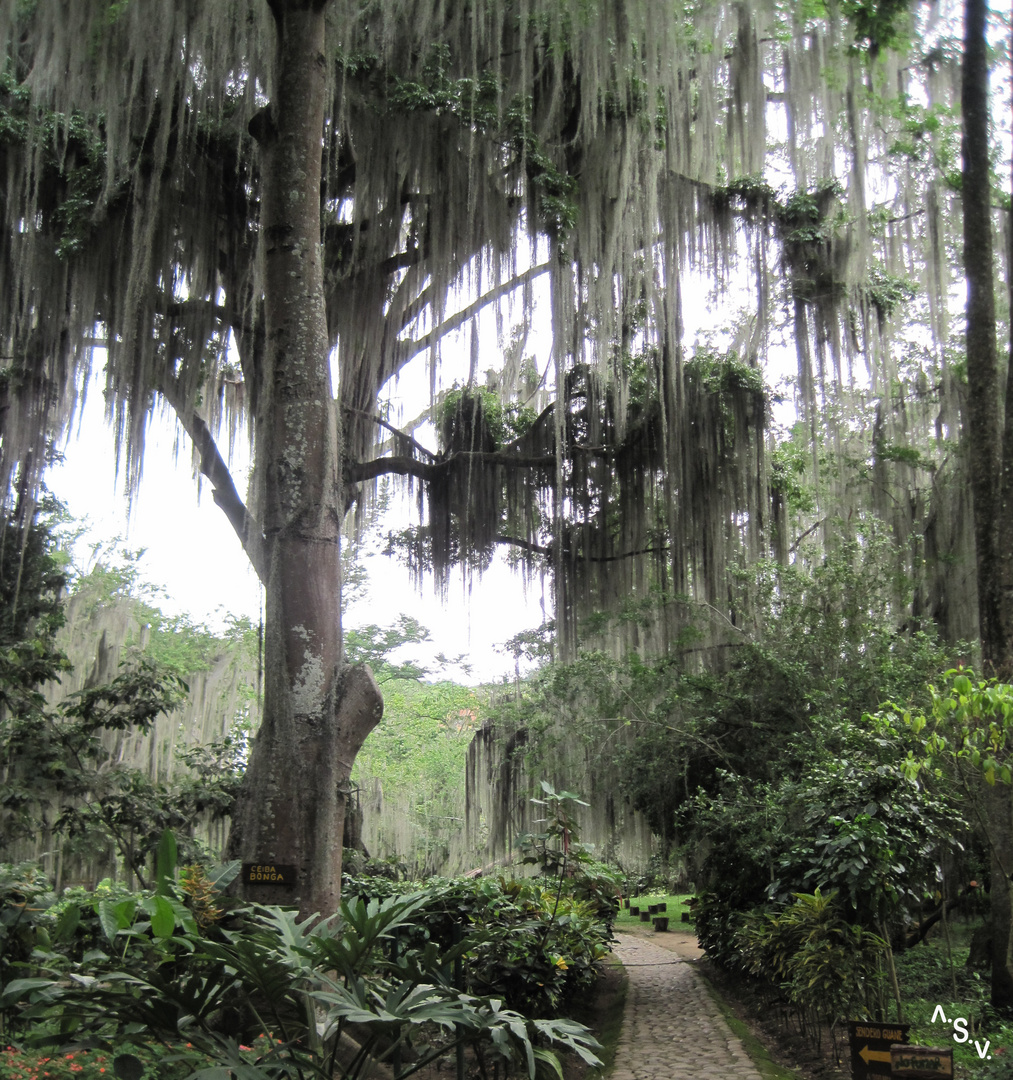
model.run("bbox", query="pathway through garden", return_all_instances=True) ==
[610,932,765,1080]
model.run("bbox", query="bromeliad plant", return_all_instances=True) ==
[3,875,601,1080]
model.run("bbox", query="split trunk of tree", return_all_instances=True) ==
[226,0,382,918]
[962,0,1013,1009]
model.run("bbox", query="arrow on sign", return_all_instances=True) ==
[859,1046,892,1065]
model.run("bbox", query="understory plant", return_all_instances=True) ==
[342,871,615,1018]
[2,848,601,1080]
[735,888,888,1055]
[689,713,962,964]
[339,782,618,1020]
[892,940,1011,1079]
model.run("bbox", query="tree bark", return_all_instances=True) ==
[993,0,1010,678]
[226,0,383,918]
[962,0,1013,1008]
[963,0,1002,663]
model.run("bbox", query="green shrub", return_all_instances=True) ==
[735,888,888,1029]
[4,834,605,1078]
[3,884,601,1080]
[1,863,57,1033]
[343,873,613,1016]
[694,888,753,968]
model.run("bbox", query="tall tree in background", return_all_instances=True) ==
[0,1,1008,919]
[964,0,1003,667]
[961,0,1013,1008]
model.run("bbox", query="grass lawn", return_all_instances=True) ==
[614,892,695,930]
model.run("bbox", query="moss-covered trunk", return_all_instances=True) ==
[962,0,1013,1009]
[226,0,382,918]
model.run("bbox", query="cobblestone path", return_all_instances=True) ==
[610,933,765,1080]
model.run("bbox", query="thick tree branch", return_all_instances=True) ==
[493,533,670,564]
[378,247,421,276]
[495,533,552,557]
[348,402,626,484]
[579,545,670,564]
[159,298,229,322]
[158,378,267,584]
[348,449,557,484]
[346,408,438,461]
[399,261,551,362]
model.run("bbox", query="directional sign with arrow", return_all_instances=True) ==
[849,1021,911,1080]
[859,1046,893,1066]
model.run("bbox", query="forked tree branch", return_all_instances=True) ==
[348,399,624,483]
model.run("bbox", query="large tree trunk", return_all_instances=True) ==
[226,0,382,918]
[962,0,1013,1009]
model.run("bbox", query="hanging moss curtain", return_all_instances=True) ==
[0,1,1003,654]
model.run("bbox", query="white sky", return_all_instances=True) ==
[47,349,547,687]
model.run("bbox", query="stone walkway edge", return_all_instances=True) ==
[609,932,765,1080]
